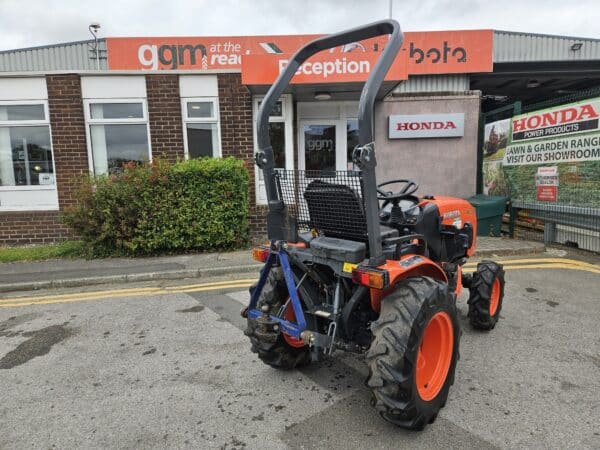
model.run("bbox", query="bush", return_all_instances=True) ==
[63,158,249,256]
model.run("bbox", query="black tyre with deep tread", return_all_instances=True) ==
[366,276,460,430]
[467,260,505,331]
[244,267,311,370]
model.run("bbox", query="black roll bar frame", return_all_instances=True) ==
[255,20,403,263]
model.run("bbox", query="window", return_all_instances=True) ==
[0,102,55,188]
[182,98,220,158]
[258,100,286,169]
[84,100,150,175]
[252,95,293,204]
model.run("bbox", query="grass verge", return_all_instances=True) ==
[0,241,87,263]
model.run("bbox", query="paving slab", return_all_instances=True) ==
[474,237,545,257]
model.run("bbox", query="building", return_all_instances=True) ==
[1,29,599,245]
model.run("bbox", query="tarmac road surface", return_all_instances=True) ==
[0,256,598,449]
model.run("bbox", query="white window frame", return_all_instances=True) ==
[0,99,56,193]
[83,98,152,175]
[181,97,221,159]
[252,94,294,205]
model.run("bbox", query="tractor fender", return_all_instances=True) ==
[370,254,448,313]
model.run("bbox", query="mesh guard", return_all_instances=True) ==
[275,170,369,242]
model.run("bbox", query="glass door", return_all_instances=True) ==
[300,122,338,173]
[299,118,360,172]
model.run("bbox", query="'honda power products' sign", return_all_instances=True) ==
[389,113,465,139]
[503,98,600,166]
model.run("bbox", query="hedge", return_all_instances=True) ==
[62,158,249,256]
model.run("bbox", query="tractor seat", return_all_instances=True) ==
[303,179,398,244]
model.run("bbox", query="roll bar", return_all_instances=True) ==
[255,20,404,263]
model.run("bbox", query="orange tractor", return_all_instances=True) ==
[243,19,505,429]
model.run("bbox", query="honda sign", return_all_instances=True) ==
[389,113,465,139]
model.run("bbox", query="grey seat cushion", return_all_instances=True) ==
[309,237,367,263]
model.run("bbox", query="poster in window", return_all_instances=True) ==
[38,173,54,185]
[482,118,511,196]
[483,118,509,162]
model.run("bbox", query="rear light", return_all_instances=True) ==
[352,267,389,289]
[252,246,270,263]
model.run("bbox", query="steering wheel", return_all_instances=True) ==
[377,179,419,201]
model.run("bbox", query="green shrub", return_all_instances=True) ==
[62,158,249,256]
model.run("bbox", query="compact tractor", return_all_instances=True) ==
[243,20,506,430]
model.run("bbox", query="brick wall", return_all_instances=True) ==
[146,74,184,161]
[46,74,89,209]
[0,211,69,246]
[217,73,266,239]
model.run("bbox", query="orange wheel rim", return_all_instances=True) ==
[415,312,454,401]
[489,278,501,316]
[282,302,306,348]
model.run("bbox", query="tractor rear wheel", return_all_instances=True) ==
[467,260,505,330]
[366,276,460,430]
[244,267,311,370]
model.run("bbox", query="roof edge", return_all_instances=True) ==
[493,29,600,42]
[0,38,106,55]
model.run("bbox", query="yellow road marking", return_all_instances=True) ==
[0,282,255,308]
[464,258,598,269]
[0,280,255,307]
[0,278,257,304]
[0,281,256,308]
[0,258,597,309]
[497,263,599,273]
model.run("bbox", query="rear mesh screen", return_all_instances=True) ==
[274,170,368,242]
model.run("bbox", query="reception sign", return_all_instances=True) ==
[242,51,408,84]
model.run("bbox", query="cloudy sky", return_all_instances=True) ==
[0,0,598,51]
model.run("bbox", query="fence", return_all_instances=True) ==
[480,87,600,253]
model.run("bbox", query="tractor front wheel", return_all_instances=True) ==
[244,267,311,370]
[467,260,505,330]
[366,276,460,430]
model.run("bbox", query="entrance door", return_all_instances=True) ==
[299,119,361,172]
[299,121,339,172]
[298,102,360,172]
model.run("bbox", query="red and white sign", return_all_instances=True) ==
[535,166,559,202]
[511,99,600,142]
[537,185,558,202]
[388,113,465,139]
[242,51,408,84]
